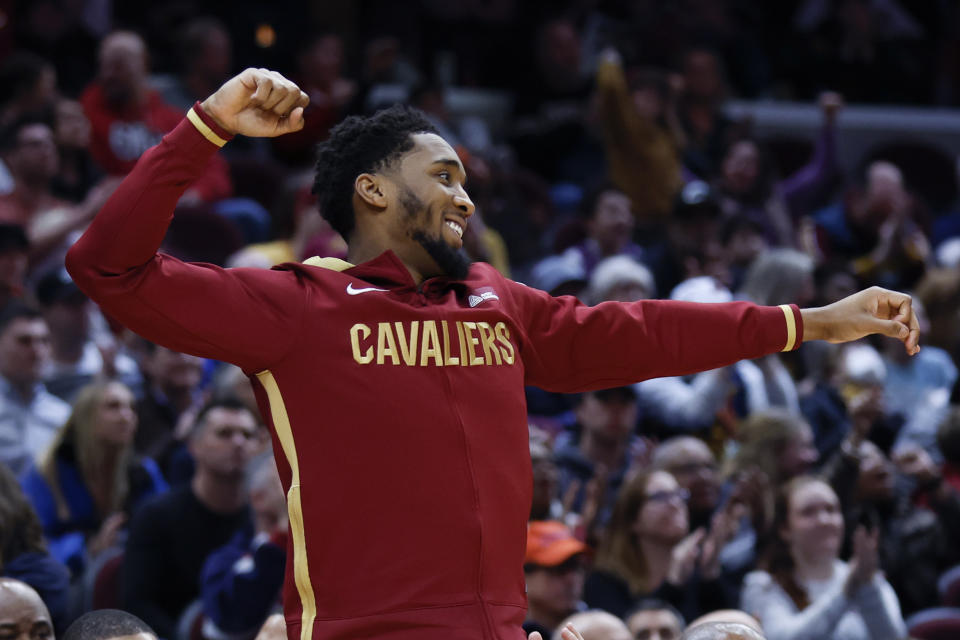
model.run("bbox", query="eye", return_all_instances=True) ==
[438,171,451,183]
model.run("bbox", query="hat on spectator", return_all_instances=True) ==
[525,521,588,567]
[35,266,85,306]
[589,255,656,302]
[531,252,587,296]
[669,276,733,304]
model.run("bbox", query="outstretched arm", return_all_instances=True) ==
[66,70,313,371]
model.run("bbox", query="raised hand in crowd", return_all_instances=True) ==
[529,621,586,640]
[667,527,707,586]
[699,500,748,580]
[87,511,126,557]
[844,524,880,598]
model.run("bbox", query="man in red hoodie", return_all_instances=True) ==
[66,68,920,640]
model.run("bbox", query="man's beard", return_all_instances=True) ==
[400,187,471,280]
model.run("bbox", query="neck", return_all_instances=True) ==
[51,336,85,365]
[580,430,627,470]
[191,470,247,514]
[792,551,836,582]
[638,537,672,589]
[5,377,37,402]
[347,239,427,286]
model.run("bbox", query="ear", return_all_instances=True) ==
[355,173,389,210]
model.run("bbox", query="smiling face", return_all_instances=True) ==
[781,479,844,565]
[381,133,475,280]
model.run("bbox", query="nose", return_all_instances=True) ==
[453,188,475,218]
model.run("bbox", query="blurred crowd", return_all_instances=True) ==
[3,1,960,640]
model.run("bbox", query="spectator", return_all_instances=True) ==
[560,185,647,281]
[63,609,157,640]
[0,53,57,131]
[157,18,234,112]
[49,99,101,204]
[624,599,684,640]
[585,470,737,621]
[685,610,763,634]
[811,161,929,291]
[122,397,258,637]
[554,610,632,640]
[821,439,960,615]
[35,267,141,402]
[0,578,54,640]
[271,33,356,167]
[676,47,735,179]
[741,476,906,640]
[131,341,204,474]
[530,440,562,522]
[0,465,69,632]
[0,116,120,261]
[724,410,818,489]
[586,255,656,305]
[0,301,69,476]
[0,224,28,309]
[594,49,682,221]
[80,31,231,202]
[19,382,168,577]
[716,92,843,247]
[554,387,640,529]
[681,621,765,640]
[936,407,960,492]
[651,437,720,531]
[523,521,589,639]
[200,458,286,638]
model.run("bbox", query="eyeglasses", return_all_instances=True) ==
[645,488,690,504]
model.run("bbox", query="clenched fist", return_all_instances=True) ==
[200,68,310,138]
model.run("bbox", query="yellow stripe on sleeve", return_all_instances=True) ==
[779,304,797,352]
[256,370,316,640]
[186,107,228,147]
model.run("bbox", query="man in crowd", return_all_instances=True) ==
[67,67,920,639]
[0,302,69,475]
[0,578,54,640]
[624,600,684,640]
[122,398,258,637]
[64,610,158,640]
[523,521,589,638]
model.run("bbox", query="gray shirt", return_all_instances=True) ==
[0,378,70,475]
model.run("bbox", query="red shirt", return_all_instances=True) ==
[80,84,231,202]
[65,110,802,640]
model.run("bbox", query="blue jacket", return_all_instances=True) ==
[20,453,168,575]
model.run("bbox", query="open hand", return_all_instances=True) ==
[801,286,920,355]
[201,68,309,137]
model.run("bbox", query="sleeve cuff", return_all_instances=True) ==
[187,101,234,147]
[779,304,803,352]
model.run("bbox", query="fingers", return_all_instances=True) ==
[562,622,585,640]
[250,69,308,118]
[879,288,921,355]
[528,633,542,640]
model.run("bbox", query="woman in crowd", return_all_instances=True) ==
[20,381,168,576]
[741,476,906,640]
[0,463,69,631]
[584,469,738,621]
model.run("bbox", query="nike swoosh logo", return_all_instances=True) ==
[346,283,388,295]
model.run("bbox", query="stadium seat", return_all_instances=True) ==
[906,607,960,640]
[938,564,960,607]
[83,547,124,611]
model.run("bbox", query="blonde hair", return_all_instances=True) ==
[723,409,809,485]
[39,382,134,521]
[593,470,657,595]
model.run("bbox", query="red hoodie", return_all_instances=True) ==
[65,106,803,640]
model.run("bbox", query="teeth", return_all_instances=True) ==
[445,220,463,237]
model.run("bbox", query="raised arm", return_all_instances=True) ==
[65,70,312,372]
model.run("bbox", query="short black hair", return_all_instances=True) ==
[578,181,628,220]
[0,112,54,154]
[190,395,256,439]
[63,609,156,640]
[312,104,438,240]
[0,299,41,336]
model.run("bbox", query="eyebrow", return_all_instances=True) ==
[431,159,467,185]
